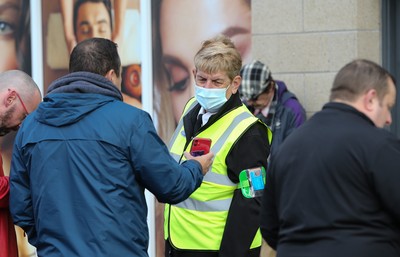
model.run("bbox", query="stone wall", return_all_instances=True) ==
[251,0,381,117]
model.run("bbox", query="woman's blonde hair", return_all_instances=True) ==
[194,35,242,81]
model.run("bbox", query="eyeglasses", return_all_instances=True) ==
[11,90,29,116]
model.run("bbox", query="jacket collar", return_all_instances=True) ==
[183,93,243,142]
[323,102,375,126]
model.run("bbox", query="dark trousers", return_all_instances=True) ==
[165,240,260,257]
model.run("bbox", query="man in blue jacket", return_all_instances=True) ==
[9,38,213,257]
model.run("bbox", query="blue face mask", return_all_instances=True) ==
[195,84,230,113]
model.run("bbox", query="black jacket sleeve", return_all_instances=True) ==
[219,122,270,257]
[260,152,279,249]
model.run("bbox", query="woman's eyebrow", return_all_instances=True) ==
[0,2,20,13]
[162,54,187,70]
[221,26,250,38]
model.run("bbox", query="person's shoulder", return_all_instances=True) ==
[242,120,270,139]
[357,125,400,161]
[109,100,143,112]
[370,125,399,142]
[108,101,152,122]
[275,83,296,101]
[334,110,398,147]
[275,81,306,123]
[235,121,270,153]
[276,81,302,105]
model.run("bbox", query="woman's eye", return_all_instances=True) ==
[0,21,15,37]
[169,78,188,92]
[164,63,189,93]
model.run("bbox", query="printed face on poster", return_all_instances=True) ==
[151,0,252,142]
[1,1,142,256]
[0,0,32,174]
[0,1,35,256]
[1,1,251,256]
[41,0,142,108]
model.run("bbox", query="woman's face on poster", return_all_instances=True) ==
[160,0,251,122]
[0,0,20,71]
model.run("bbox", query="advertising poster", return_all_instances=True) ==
[151,1,252,256]
[0,0,31,177]
[42,0,142,108]
[0,1,35,255]
[3,1,143,256]
[2,0,251,256]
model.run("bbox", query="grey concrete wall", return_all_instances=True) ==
[251,0,381,117]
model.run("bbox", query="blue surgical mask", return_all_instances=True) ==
[195,84,230,113]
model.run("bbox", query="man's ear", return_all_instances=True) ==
[105,69,121,89]
[231,75,242,94]
[364,88,378,112]
[105,69,115,81]
[5,90,15,107]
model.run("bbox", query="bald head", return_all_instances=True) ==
[0,70,42,113]
[0,70,42,136]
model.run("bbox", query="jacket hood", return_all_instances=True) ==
[275,80,288,100]
[46,71,122,100]
[36,72,122,127]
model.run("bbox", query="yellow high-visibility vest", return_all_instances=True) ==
[165,97,272,250]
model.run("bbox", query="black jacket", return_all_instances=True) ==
[261,102,400,257]
[167,93,270,257]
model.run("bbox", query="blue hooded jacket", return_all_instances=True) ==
[10,72,203,257]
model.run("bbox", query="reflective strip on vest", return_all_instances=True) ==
[166,98,266,250]
[169,99,272,155]
[167,98,198,151]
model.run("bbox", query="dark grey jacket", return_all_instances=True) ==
[261,102,400,257]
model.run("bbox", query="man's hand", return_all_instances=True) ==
[184,152,214,176]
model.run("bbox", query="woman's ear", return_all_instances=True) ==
[231,75,242,94]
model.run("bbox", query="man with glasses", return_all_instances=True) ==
[0,70,41,257]
[165,35,271,257]
[0,73,41,135]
